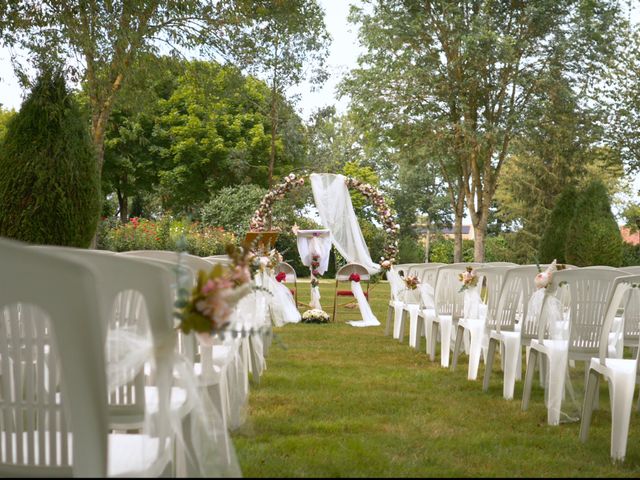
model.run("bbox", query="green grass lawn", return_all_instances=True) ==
[232,279,640,477]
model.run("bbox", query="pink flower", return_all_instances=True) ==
[276,271,287,283]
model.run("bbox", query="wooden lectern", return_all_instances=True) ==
[243,231,279,252]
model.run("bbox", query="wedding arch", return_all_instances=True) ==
[249,172,400,272]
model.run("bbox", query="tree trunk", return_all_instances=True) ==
[268,89,278,191]
[453,186,466,263]
[424,223,430,262]
[117,187,128,223]
[473,221,486,262]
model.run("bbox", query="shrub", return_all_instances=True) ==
[398,235,426,264]
[99,217,235,256]
[0,68,100,247]
[622,242,640,266]
[201,184,267,237]
[565,180,623,267]
[539,185,577,263]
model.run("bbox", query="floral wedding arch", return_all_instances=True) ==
[249,173,399,270]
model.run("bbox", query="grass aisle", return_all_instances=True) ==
[232,279,640,477]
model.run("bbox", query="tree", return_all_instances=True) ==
[0,107,16,142]
[565,180,623,267]
[1,0,274,174]
[223,0,330,189]
[152,59,305,215]
[342,0,627,261]
[0,68,100,247]
[538,185,578,264]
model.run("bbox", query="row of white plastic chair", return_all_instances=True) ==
[0,239,269,476]
[386,261,640,463]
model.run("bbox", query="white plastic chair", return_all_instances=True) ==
[453,265,514,380]
[0,237,172,477]
[482,265,539,400]
[426,263,484,368]
[332,263,371,322]
[274,261,298,305]
[403,264,442,350]
[386,263,427,337]
[117,250,252,430]
[579,274,640,462]
[522,266,624,425]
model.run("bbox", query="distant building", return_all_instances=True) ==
[620,226,640,246]
[439,224,475,241]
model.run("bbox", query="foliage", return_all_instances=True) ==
[428,236,474,264]
[153,60,304,215]
[621,203,640,233]
[99,217,235,256]
[202,184,270,238]
[100,54,183,222]
[539,185,578,264]
[621,242,640,267]
[223,0,329,187]
[2,0,267,169]
[565,180,623,267]
[0,107,16,142]
[0,68,100,247]
[398,236,426,265]
[342,0,629,261]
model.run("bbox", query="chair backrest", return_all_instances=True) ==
[597,274,640,363]
[484,262,518,266]
[433,263,483,320]
[120,249,213,274]
[411,263,444,284]
[474,265,515,325]
[0,238,108,477]
[621,266,640,275]
[204,254,233,266]
[34,246,175,428]
[336,263,370,282]
[492,265,540,334]
[274,261,297,283]
[623,286,640,346]
[543,267,624,357]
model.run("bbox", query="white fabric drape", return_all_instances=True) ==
[296,229,332,275]
[310,173,380,274]
[266,276,302,326]
[346,281,380,327]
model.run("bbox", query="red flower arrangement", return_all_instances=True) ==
[349,273,361,282]
[275,271,287,283]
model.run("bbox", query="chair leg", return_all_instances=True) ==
[483,337,497,392]
[522,348,539,412]
[332,284,338,322]
[430,322,439,362]
[452,324,465,371]
[580,368,600,443]
[385,304,393,336]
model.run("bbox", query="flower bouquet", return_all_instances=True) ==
[458,266,478,293]
[175,244,255,344]
[302,309,330,324]
[404,274,420,290]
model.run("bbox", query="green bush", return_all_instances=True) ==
[428,236,473,263]
[201,184,267,237]
[398,235,426,264]
[99,216,235,256]
[0,69,100,247]
[565,180,623,267]
[484,236,513,263]
[539,185,577,264]
[622,242,640,266]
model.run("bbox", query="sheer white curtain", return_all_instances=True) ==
[310,173,380,274]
